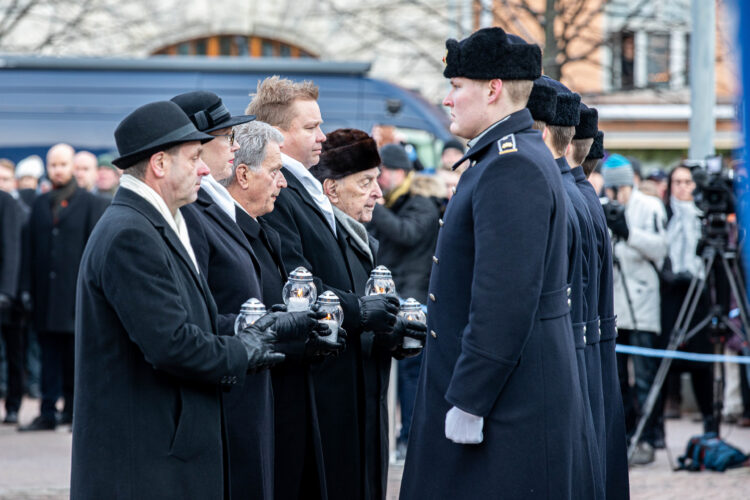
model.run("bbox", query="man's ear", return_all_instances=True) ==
[542,126,548,141]
[236,164,250,189]
[149,151,168,179]
[322,178,338,203]
[564,143,572,157]
[487,79,503,105]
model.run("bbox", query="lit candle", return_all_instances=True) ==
[287,296,308,312]
[321,318,339,344]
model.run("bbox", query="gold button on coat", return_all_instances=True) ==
[430,330,437,338]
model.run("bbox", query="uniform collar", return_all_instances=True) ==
[555,156,571,175]
[452,108,533,170]
[570,165,586,182]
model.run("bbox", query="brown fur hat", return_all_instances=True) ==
[311,128,380,181]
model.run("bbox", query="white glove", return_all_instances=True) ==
[445,406,484,444]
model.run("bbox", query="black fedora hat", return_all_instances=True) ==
[113,101,214,168]
[171,91,255,133]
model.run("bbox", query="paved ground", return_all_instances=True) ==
[1,398,749,499]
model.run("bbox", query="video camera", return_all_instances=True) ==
[689,155,735,216]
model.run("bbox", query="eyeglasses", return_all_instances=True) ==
[214,130,235,146]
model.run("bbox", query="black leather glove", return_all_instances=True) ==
[261,310,346,360]
[604,201,629,241]
[236,314,287,372]
[0,293,11,311]
[375,316,426,357]
[20,291,33,313]
[359,294,400,333]
[306,326,347,359]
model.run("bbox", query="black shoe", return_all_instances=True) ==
[56,412,73,425]
[18,415,56,431]
[3,411,19,424]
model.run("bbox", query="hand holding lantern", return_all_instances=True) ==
[315,291,344,344]
[398,298,427,349]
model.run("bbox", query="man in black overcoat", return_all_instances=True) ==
[71,100,323,499]
[248,77,400,500]
[19,143,108,431]
[400,28,591,499]
[577,130,630,498]
[0,188,22,422]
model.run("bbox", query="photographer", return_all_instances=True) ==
[602,154,668,465]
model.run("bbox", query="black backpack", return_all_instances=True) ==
[677,432,749,472]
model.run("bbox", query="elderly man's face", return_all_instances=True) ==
[202,127,239,181]
[279,99,326,168]
[0,165,15,193]
[329,167,382,223]
[244,141,286,217]
[74,153,98,191]
[47,145,75,187]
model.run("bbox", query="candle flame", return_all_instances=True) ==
[296,288,304,298]
[376,286,385,294]
[325,313,333,320]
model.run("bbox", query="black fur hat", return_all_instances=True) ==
[526,82,557,123]
[310,129,380,181]
[586,131,605,160]
[537,76,580,127]
[574,104,598,140]
[443,28,542,81]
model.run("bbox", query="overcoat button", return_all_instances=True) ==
[567,298,571,308]
[429,293,436,302]
[430,330,437,338]
[583,335,587,343]
[583,325,587,334]
[451,186,456,194]
[439,219,444,227]
[566,287,571,297]
[432,256,439,264]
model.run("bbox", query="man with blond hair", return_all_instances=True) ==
[249,77,400,500]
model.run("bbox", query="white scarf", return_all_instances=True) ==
[119,174,200,273]
[333,206,373,266]
[201,173,237,221]
[667,195,703,277]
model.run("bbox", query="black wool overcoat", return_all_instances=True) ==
[183,187,273,500]
[236,205,328,500]
[27,187,108,333]
[400,109,591,499]
[573,167,630,499]
[0,190,21,300]
[71,188,249,500]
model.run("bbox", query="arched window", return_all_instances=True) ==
[153,35,316,58]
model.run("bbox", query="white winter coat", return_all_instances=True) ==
[612,188,669,334]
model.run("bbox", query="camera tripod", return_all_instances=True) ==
[626,214,750,462]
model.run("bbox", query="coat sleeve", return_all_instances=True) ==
[368,198,438,247]
[0,194,21,297]
[263,192,361,332]
[626,203,668,265]
[99,225,248,386]
[445,158,551,417]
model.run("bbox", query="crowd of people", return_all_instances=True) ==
[0,25,748,500]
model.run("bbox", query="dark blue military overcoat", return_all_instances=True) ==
[400,109,592,499]
[573,166,630,499]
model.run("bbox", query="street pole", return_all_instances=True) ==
[688,0,716,161]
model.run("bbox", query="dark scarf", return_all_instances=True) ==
[49,177,77,222]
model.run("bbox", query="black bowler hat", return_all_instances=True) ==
[537,76,580,127]
[586,131,605,161]
[310,129,381,182]
[113,101,214,168]
[443,28,541,81]
[171,91,255,133]
[526,82,557,123]
[574,103,598,140]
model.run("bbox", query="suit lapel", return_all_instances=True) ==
[197,189,257,257]
[282,167,337,238]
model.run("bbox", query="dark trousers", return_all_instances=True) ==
[1,321,26,413]
[617,329,661,444]
[38,331,74,421]
[397,352,422,444]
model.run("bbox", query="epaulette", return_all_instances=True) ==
[497,134,517,155]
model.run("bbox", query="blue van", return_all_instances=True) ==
[0,55,452,165]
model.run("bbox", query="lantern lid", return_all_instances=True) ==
[401,297,422,311]
[289,266,313,282]
[369,265,393,279]
[240,297,267,315]
[317,290,340,305]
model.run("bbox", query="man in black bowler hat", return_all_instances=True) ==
[71,100,328,499]
[400,28,592,499]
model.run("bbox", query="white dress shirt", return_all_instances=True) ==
[282,153,337,236]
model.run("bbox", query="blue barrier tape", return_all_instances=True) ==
[615,344,750,364]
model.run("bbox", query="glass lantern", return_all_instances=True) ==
[315,291,344,344]
[399,297,426,348]
[282,266,317,312]
[234,298,267,335]
[365,265,397,296]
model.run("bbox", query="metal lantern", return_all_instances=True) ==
[234,298,267,335]
[365,265,397,296]
[282,266,317,311]
[315,291,344,344]
[399,297,426,348]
